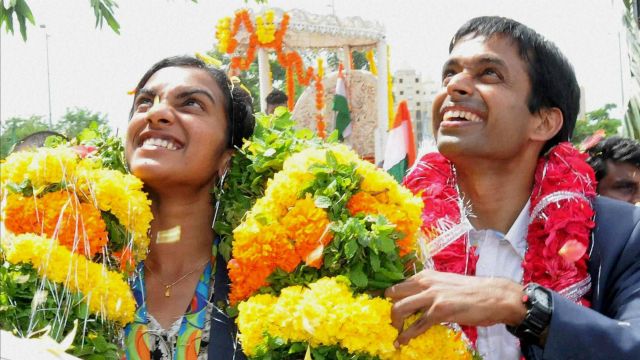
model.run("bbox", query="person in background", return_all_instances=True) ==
[265,88,288,114]
[587,136,640,205]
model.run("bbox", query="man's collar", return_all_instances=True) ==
[503,199,530,258]
[468,199,529,258]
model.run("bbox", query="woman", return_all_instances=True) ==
[123,56,254,359]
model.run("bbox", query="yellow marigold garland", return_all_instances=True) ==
[2,233,136,325]
[77,168,152,261]
[1,146,153,262]
[237,277,472,359]
[1,145,152,326]
[230,144,424,304]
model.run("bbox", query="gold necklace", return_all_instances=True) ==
[144,259,209,297]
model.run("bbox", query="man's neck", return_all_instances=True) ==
[453,156,538,234]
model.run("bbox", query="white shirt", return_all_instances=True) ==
[470,200,529,360]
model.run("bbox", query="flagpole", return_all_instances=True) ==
[257,48,271,113]
[375,38,389,165]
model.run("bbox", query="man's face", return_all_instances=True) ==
[432,35,542,161]
[598,161,640,205]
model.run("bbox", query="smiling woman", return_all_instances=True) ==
[123,56,254,360]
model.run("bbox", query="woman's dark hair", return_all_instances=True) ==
[450,16,580,154]
[587,136,640,181]
[130,55,254,148]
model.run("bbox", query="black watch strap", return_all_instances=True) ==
[506,282,553,345]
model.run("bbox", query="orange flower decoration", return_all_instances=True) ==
[229,222,300,304]
[4,191,108,258]
[282,195,333,268]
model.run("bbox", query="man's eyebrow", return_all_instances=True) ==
[176,88,216,105]
[476,55,507,68]
[441,55,507,73]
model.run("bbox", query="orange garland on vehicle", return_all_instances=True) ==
[216,10,318,112]
[314,58,326,139]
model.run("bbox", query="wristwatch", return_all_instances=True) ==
[506,282,553,345]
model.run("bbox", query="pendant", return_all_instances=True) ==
[165,285,171,297]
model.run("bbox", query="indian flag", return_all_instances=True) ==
[333,64,351,140]
[383,101,416,182]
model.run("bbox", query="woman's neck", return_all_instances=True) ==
[145,187,216,276]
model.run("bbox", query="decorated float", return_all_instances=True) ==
[214,7,393,163]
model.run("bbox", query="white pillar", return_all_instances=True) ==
[257,48,271,112]
[341,45,352,73]
[375,39,389,165]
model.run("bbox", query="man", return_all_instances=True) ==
[386,16,640,359]
[587,136,640,204]
[265,88,288,115]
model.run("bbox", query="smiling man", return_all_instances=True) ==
[386,16,640,360]
[588,136,640,205]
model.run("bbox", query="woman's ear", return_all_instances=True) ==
[217,149,234,179]
[531,107,563,142]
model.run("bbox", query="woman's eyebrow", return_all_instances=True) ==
[176,88,216,104]
[136,88,156,98]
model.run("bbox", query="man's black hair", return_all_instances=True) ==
[450,16,581,154]
[587,136,640,181]
[265,89,288,106]
[130,56,254,148]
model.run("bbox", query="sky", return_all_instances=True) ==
[0,0,633,134]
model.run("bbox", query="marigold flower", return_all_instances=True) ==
[4,191,108,257]
[2,233,135,325]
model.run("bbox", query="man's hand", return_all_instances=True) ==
[384,269,526,346]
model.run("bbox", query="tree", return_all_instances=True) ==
[0,0,119,41]
[54,107,108,139]
[572,103,622,146]
[0,107,109,159]
[0,115,49,158]
[1,0,268,41]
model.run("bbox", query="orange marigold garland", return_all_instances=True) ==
[4,191,109,257]
[215,10,317,109]
[314,58,326,138]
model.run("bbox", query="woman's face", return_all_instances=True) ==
[125,66,230,190]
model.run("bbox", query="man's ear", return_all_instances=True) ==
[531,107,563,142]
[217,149,234,178]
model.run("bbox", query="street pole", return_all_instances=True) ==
[40,24,52,128]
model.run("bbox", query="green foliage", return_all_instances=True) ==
[572,103,622,145]
[0,0,211,41]
[0,262,122,359]
[0,0,34,41]
[251,334,379,360]
[0,115,49,158]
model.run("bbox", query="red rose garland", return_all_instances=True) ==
[403,142,596,345]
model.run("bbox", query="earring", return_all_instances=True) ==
[212,166,229,229]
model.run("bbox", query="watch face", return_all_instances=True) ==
[534,288,550,308]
